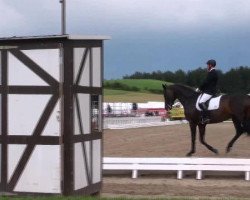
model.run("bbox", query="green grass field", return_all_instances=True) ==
[104,79,170,92]
[103,79,170,102]
[104,89,164,102]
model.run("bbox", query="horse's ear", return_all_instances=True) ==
[162,84,167,90]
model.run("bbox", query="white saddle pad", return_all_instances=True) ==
[196,95,223,111]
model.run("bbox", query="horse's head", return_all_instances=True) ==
[162,84,175,110]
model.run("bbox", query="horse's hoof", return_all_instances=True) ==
[226,147,231,153]
[186,152,194,157]
[213,149,219,155]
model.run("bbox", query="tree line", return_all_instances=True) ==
[123,66,250,94]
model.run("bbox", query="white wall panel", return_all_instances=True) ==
[79,52,90,86]
[78,94,90,134]
[8,95,51,135]
[8,53,48,86]
[8,145,26,181]
[92,139,101,184]
[74,143,88,190]
[92,48,101,87]
[85,141,91,177]
[14,145,61,193]
[73,48,86,82]
[21,49,60,81]
[42,99,60,136]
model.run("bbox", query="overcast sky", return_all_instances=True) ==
[1,0,250,79]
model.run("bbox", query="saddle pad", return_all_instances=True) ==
[196,95,223,111]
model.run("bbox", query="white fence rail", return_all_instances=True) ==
[105,116,162,124]
[104,117,188,129]
[103,157,250,180]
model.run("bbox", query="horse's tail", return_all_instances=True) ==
[243,97,250,135]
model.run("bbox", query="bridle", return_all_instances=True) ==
[163,88,174,110]
[166,103,173,110]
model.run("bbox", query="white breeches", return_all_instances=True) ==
[199,93,212,103]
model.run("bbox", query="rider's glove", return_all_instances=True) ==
[195,88,200,92]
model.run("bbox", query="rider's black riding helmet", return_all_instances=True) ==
[206,59,216,67]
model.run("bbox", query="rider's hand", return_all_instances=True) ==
[195,88,200,92]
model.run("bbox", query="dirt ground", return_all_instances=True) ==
[102,123,250,198]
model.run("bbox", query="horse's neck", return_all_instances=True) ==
[175,92,188,106]
[173,86,197,106]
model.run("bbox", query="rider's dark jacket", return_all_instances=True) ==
[199,68,218,95]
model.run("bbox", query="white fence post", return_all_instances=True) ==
[132,164,139,178]
[177,170,183,179]
[196,170,203,180]
[132,170,138,179]
[245,171,250,181]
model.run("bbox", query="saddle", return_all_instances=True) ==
[196,94,223,111]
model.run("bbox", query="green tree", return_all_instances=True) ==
[186,68,207,87]
[174,69,187,84]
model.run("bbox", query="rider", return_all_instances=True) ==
[197,59,218,124]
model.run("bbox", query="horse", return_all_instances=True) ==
[162,84,250,156]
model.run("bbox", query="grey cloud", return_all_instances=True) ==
[1,0,250,37]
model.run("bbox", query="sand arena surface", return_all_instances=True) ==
[102,123,250,198]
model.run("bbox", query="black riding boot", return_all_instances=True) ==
[199,103,210,124]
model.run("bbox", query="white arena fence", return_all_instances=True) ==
[103,157,250,181]
[104,117,188,129]
[105,116,163,125]
[103,102,165,116]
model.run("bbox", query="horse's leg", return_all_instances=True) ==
[186,122,197,157]
[226,116,245,153]
[198,124,218,154]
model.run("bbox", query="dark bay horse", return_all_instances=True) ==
[162,84,250,156]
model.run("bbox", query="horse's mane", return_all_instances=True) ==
[169,84,197,98]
